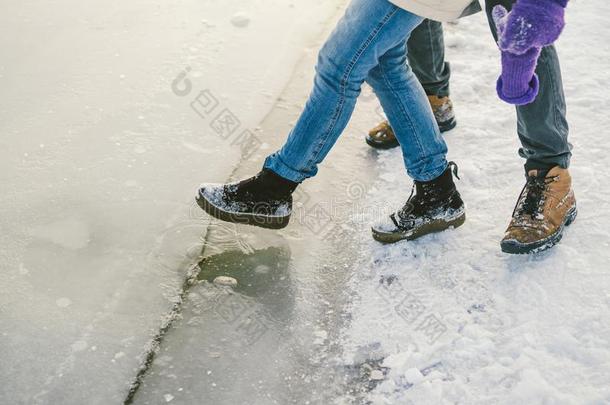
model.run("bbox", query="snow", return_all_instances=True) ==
[213,276,238,287]
[1,0,609,403]
[339,1,610,403]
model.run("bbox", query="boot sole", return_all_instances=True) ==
[365,118,457,150]
[500,206,578,255]
[371,211,466,244]
[365,135,399,150]
[196,189,290,230]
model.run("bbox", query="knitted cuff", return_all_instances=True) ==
[497,74,539,105]
[497,48,541,105]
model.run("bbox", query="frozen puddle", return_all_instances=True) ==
[131,231,302,404]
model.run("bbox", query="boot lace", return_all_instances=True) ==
[515,174,555,219]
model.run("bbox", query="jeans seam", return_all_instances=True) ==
[304,6,400,171]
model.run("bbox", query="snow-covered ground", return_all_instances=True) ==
[340,2,610,403]
[1,0,609,404]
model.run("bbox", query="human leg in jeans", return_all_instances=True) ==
[367,19,457,149]
[408,19,450,98]
[486,0,576,254]
[197,0,465,242]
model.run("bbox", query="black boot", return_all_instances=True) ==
[196,169,298,229]
[371,163,466,243]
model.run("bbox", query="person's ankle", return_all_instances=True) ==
[260,168,299,195]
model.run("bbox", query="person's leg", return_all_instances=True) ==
[263,0,447,183]
[407,19,450,97]
[366,19,456,149]
[366,40,447,180]
[366,39,465,243]
[197,0,465,238]
[486,0,576,254]
[486,0,571,171]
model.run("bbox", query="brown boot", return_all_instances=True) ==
[365,95,457,149]
[365,120,399,149]
[428,95,457,133]
[501,167,577,254]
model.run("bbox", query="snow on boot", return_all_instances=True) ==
[196,169,298,230]
[372,163,466,243]
[501,166,577,254]
[366,96,457,149]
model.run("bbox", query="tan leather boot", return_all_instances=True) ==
[365,95,457,149]
[501,166,577,254]
[430,96,457,132]
[366,120,399,149]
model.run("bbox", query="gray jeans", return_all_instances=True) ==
[408,5,572,171]
[408,20,451,98]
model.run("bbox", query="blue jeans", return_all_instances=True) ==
[264,0,448,183]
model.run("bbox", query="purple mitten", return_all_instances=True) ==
[493,0,567,105]
[495,0,567,55]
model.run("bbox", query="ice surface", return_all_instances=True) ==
[231,12,251,28]
[0,0,345,403]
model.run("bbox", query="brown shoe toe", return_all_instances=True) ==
[365,120,399,149]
